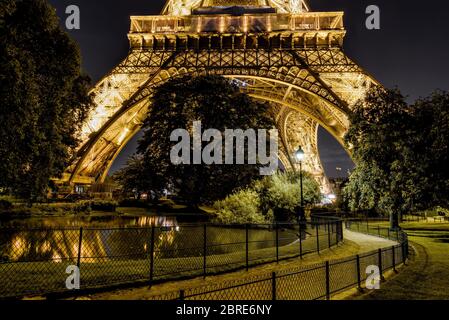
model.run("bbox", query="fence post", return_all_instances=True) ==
[325,261,330,300]
[246,224,249,271]
[401,241,406,264]
[340,221,343,242]
[77,227,83,268]
[336,222,339,244]
[392,245,396,272]
[378,248,384,281]
[316,224,320,254]
[149,225,155,285]
[203,224,207,278]
[179,290,185,300]
[299,222,303,258]
[271,272,276,301]
[356,255,362,291]
[327,222,331,248]
[275,223,279,263]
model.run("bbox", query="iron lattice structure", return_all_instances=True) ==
[60,1,377,194]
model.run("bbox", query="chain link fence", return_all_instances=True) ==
[148,220,408,300]
[0,220,343,298]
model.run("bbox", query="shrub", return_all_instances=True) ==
[213,189,270,224]
[73,202,92,214]
[253,172,321,222]
[211,172,322,224]
[34,202,92,215]
[86,200,118,212]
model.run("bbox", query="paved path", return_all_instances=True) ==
[344,229,398,252]
[355,225,449,300]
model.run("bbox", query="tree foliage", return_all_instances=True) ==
[254,171,321,221]
[213,171,321,224]
[137,75,275,205]
[112,154,164,202]
[409,91,449,209]
[0,0,92,201]
[343,87,449,227]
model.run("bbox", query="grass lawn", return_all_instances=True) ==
[355,222,449,300]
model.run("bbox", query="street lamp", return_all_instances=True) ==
[295,146,305,222]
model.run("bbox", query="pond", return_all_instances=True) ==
[0,214,180,229]
[0,214,296,263]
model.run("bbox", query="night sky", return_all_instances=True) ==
[48,0,449,178]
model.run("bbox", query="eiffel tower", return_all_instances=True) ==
[60,0,377,194]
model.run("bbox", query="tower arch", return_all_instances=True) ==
[59,1,377,194]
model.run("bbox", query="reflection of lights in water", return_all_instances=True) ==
[11,236,26,260]
[52,252,63,263]
[3,216,181,263]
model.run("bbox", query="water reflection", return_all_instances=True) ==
[0,216,288,264]
[0,216,179,263]
[0,215,179,229]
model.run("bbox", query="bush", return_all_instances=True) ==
[211,172,322,224]
[213,189,270,224]
[253,172,321,222]
[34,202,92,215]
[86,200,118,212]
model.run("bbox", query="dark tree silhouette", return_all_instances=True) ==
[0,0,93,202]
[137,75,276,206]
[344,87,449,229]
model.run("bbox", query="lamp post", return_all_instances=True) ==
[295,146,305,222]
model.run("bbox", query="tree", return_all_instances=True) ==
[344,87,449,229]
[112,154,164,202]
[344,87,412,229]
[137,75,275,206]
[405,91,449,210]
[0,0,92,202]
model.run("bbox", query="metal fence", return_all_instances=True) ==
[149,220,409,300]
[0,220,343,299]
[343,213,449,223]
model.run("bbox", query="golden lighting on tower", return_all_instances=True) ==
[59,0,376,196]
[162,0,310,16]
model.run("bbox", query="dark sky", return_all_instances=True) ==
[48,0,449,178]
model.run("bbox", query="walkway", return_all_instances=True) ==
[355,223,449,300]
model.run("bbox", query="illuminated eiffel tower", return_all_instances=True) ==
[61,0,377,194]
